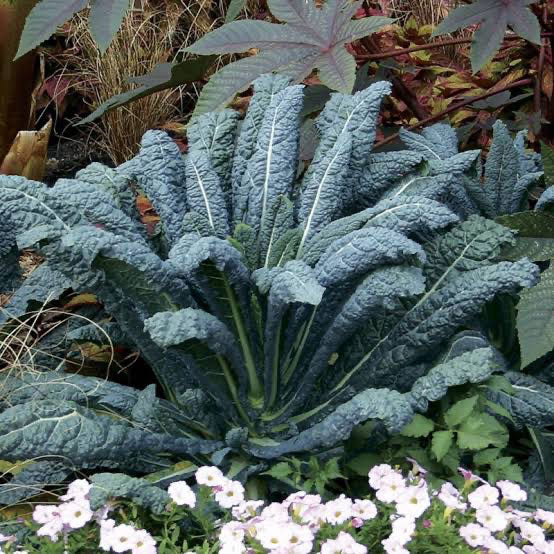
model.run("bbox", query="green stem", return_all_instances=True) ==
[284,305,317,384]
[216,354,251,425]
[245,476,266,500]
[222,276,263,405]
[268,319,282,409]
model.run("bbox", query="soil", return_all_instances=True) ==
[44,136,113,185]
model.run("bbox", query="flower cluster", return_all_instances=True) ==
[452,472,554,553]
[12,477,156,554]
[3,464,554,553]
[368,463,430,553]
[215,489,371,553]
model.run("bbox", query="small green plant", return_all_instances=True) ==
[263,456,345,496]
[392,378,522,486]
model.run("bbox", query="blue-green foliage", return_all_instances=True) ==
[0,76,540,498]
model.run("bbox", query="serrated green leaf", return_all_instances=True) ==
[16,0,88,59]
[444,395,479,428]
[347,453,381,476]
[433,0,540,72]
[323,457,344,480]
[185,1,389,114]
[263,461,292,479]
[485,399,514,422]
[491,457,523,482]
[486,375,515,394]
[457,413,509,450]
[432,430,454,461]
[88,0,130,54]
[473,447,501,466]
[400,414,435,438]
[225,0,247,22]
[497,211,554,262]
[517,264,554,367]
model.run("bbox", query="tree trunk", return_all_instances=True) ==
[0,0,38,164]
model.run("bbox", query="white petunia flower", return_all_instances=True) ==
[130,529,157,554]
[497,481,527,502]
[369,464,395,490]
[483,536,510,553]
[518,521,546,546]
[535,509,554,526]
[321,531,367,553]
[220,521,245,543]
[476,505,509,532]
[287,492,321,509]
[376,472,407,503]
[524,543,554,554]
[215,479,245,508]
[459,523,491,547]
[195,466,225,487]
[60,479,91,502]
[99,518,116,552]
[59,500,93,529]
[36,517,64,542]
[285,523,313,554]
[94,503,113,522]
[219,541,246,554]
[382,537,410,554]
[168,481,196,508]
[522,547,541,554]
[297,503,326,528]
[352,499,377,521]
[324,494,353,525]
[32,505,59,525]
[438,482,467,512]
[232,500,264,521]
[260,502,291,522]
[290,494,323,523]
[468,484,499,509]
[257,522,293,550]
[390,517,415,544]
[109,524,138,553]
[395,485,430,519]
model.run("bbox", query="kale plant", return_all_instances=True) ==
[0,76,539,502]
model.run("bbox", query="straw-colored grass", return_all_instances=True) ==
[379,0,470,58]
[41,0,264,165]
[46,2,187,165]
[384,0,458,27]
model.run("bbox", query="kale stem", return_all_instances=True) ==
[222,276,264,405]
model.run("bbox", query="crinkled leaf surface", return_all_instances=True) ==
[0,461,70,506]
[0,400,222,470]
[89,473,170,513]
[487,372,554,429]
